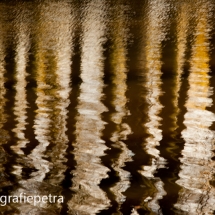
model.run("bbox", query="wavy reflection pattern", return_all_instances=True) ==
[0,4,10,190]
[68,1,110,214]
[173,2,189,134]
[140,0,169,213]
[28,2,58,184]
[109,2,132,211]
[0,6,8,144]
[1,1,215,214]
[11,5,30,177]
[175,1,215,214]
[43,1,74,188]
[11,2,74,214]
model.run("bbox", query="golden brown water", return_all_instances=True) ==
[0,0,215,214]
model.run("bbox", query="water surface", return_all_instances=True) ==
[0,0,215,214]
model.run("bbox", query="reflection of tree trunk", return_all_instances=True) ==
[10,2,74,214]
[29,11,54,183]
[172,2,189,134]
[0,4,10,188]
[44,1,74,188]
[109,2,132,212]
[68,1,110,214]
[11,6,30,177]
[139,0,169,213]
[175,2,215,214]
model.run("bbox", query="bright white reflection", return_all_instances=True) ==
[29,3,54,182]
[175,1,215,214]
[10,9,30,178]
[11,2,74,214]
[139,0,169,213]
[68,1,110,214]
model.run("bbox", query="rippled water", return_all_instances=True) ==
[1,0,215,214]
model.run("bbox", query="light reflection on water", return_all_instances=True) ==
[10,1,74,214]
[0,2,10,194]
[175,1,215,214]
[11,4,30,177]
[68,1,110,214]
[139,0,169,213]
[0,0,214,214]
[173,2,189,135]
[109,1,132,212]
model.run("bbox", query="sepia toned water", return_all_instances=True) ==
[0,0,215,214]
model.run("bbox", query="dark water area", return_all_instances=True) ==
[0,0,215,214]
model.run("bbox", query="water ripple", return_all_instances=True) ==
[175,1,215,214]
[139,0,169,213]
[109,2,132,212]
[11,4,30,178]
[0,1,214,214]
[68,1,110,214]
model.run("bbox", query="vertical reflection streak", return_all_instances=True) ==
[175,1,215,214]
[0,6,10,190]
[140,0,169,213]
[11,10,30,177]
[29,41,51,182]
[13,2,53,208]
[0,7,7,147]
[68,1,110,214]
[109,3,132,211]
[28,1,73,182]
[12,2,74,214]
[46,2,74,186]
[173,2,189,133]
